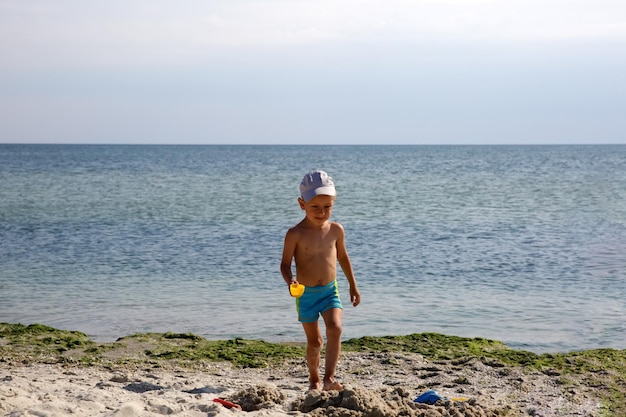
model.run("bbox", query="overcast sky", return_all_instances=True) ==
[1,0,625,145]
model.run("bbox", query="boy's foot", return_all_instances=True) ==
[323,380,343,391]
[308,380,321,391]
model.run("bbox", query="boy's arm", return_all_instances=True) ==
[336,224,360,307]
[280,229,298,286]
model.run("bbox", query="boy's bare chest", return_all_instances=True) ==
[297,231,336,254]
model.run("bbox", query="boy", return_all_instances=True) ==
[280,170,361,391]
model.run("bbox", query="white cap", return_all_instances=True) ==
[299,170,336,202]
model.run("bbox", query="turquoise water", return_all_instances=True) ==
[1,144,625,353]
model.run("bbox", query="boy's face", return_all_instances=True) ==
[298,194,335,225]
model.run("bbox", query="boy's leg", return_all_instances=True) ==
[301,321,324,390]
[321,308,343,391]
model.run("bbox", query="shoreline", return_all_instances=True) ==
[1,323,624,416]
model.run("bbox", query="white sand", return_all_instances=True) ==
[0,352,601,416]
[1,362,293,417]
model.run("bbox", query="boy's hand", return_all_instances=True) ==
[288,279,298,295]
[350,287,361,307]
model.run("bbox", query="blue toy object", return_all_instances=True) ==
[414,389,447,404]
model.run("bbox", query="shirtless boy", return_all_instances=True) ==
[280,170,361,391]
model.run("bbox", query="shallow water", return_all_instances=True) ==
[1,144,625,352]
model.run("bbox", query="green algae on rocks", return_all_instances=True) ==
[0,324,303,368]
[119,332,305,368]
[0,323,94,355]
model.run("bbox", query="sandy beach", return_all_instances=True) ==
[3,323,624,416]
[1,344,607,417]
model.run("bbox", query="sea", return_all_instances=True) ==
[1,144,625,354]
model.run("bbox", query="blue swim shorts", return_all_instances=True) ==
[296,280,343,323]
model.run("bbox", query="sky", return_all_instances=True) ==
[1,0,625,145]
